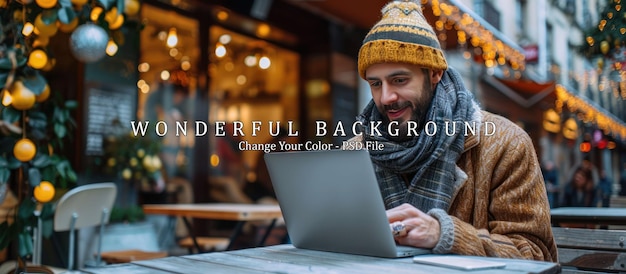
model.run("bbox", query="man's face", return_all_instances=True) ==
[365,63,441,139]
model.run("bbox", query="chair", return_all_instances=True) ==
[53,182,117,270]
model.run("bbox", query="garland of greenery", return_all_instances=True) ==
[0,0,139,263]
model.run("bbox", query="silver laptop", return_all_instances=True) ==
[264,149,431,258]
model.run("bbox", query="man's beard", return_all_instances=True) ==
[378,80,434,142]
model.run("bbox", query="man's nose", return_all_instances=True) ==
[380,84,398,105]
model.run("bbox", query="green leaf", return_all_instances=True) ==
[28,167,42,187]
[0,157,7,168]
[97,0,111,10]
[57,7,77,24]
[56,161,68,178]
[54,123,67,138]
[28,111,48,129]
[0,169,9,184]
[30,128,47,141]
[65,100,78,109]
[53,107,65,123]
[18,230,33,258]
[32,154,51,168]
[117,0,124,15]
[41,218,53,238]
[2,107,21,123]
[7,157,21,169]
[21,74,47,96]
[67,168,77,182]
[41,203,54,219]
[0,72,7,89]
[40,9,59,25]
[63,109,73,124]
[58,0,72,7]
[18,198,36,219]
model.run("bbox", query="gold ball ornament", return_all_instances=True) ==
[70,0,87,5]
[10,81,36,110]
[104,7,118,23]
[142,155,153,171]
[58,17,79,33]
[32,36,50,48]
[41,58,56,72]
[34,181,55,203]
[35,0,57,9]
[13,10,23,21]
[107,157,116,167]
[13,138,37,162]
[28,49,48,69]
[122,168,132,180]
[601,40,610,55]
[152,156,162,170]
[36,84,51,102]
[107,13,124,30]
[34,14,58,37]
[124,0,140,16]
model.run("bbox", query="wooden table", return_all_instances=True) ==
[80,244,560,274]
[142,203,283,252]
[550,207,626,226]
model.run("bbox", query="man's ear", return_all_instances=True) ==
[430,70,444,89]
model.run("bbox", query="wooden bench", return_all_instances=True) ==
[553,227,626,273]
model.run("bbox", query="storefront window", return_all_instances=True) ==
[138,5,199,179]
[208,25,300,184]
[134,4,300,204]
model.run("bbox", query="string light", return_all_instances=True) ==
[556,85,626,140]
[105,39,118,56]
[1,90,12,106]
[166,28,178,48]
[430,2,526,71]
[22,22,34,36]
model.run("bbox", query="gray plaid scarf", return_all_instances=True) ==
[357,67,478,212]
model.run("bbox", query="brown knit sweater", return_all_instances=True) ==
[352,111,557,262]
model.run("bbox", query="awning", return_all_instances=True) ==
[483,75,555,108]
[290,0,527,70]
[555,85,626,140]
[422,0,527,70]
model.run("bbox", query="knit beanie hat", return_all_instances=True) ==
[358,0,448,79]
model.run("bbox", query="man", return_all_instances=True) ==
[352,0,557,261]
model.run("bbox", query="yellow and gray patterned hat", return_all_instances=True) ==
[358,0,448,79]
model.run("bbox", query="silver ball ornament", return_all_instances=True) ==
[69,24,109,63]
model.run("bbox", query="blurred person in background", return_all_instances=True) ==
[561,167,596,207]
[596,169,612,208]
[541,161,559,208]
[619,162,626,196]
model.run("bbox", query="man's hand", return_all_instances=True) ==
[386,203,440,248]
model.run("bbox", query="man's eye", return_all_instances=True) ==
[369,81,381,87]
[393,78,407,84]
